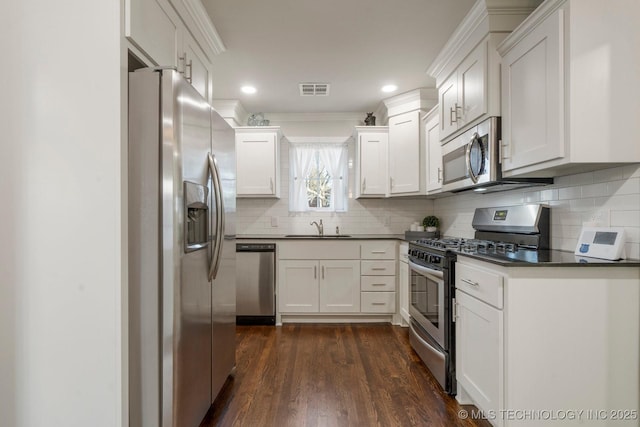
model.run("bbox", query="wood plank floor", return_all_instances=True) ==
[200,324,487,427]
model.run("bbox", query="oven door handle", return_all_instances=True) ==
[408,260,444,279]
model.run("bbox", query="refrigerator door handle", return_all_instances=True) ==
[208,153,225,280]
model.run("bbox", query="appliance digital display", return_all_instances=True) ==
[493,210,508,221]
[593,231,617,246]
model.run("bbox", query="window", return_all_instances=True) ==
[289,143,348,212]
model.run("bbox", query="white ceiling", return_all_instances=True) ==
[201,0,475,114]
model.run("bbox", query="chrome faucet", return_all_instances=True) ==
[310,219,323,236]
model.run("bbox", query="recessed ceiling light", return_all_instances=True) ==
[241,86,257,94]
[381,84,398,93]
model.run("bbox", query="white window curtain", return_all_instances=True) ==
[318,143,348,211]
[289,142,348,212]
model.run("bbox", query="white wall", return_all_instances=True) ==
[434,164,640,259]
[0,2,125,426]
[237,115,434,236]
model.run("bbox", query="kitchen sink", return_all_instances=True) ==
[284,234,352,238]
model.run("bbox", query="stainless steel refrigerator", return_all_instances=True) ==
[128,68,236,427]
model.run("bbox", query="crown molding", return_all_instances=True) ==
[183,0,226,55]
[382,88,438,117]
[427,0,542,80]
[265,112,365,122]
[498,0,566,55]
[211,99,248,127]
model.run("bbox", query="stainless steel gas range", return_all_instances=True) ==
[408,204,550,395]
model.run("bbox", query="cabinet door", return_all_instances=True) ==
[126,0,179,67]
[425,113,442,192]
[458,41,487,128]
[501,8,564,173]
[278,260,319,313]
[236,131,279,197]
[456,291,503,420]
[388,111,421,194]
[358,132,388,196]
[319,260,360,313]
[439,74,459,140]
[181,30,213,103]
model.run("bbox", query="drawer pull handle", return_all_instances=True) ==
[372,302,386,306]
[371,250,386,254]
[371,267,387,271]
[372,283,385,286]
[461,278,479,287]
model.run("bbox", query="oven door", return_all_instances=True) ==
[408,260,445,348]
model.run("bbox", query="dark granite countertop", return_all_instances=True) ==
[456,249,640,267]
[237,234,405,241]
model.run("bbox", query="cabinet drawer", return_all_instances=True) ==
[361,292,396,313]
[361,275,396,291]
[361,241,396,260]
[361,260,396,276]
[456,262,503,309]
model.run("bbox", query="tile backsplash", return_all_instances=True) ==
[433,164,640,259]
[236,133,639,260]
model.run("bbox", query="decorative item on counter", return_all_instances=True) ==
[410,221,420,231]
[422,216,440,233]
[364,112,376,126]
[247,113,269,126]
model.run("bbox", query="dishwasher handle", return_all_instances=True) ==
[236,243,276,252]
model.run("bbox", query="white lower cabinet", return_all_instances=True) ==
[319,261,361,313]
[360,241,397,314]
[456,291,503,424]
[277,240,399,320]
[278,260,360,313]
[278,260,319,313]
[455,255,640,426]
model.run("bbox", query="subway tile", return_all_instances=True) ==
[606,177,640,196]
[611,211,640,227]
[523,191,541,203]
[593,167,624,182]
[539,189,559,202]
[569,198,595,212]
[582,183,607,198]
[594,194,640,211]
[622,164,640,179]
[559,186,582,200]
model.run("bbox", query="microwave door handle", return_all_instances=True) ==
[208,153,225,280]
[408,260,444,279]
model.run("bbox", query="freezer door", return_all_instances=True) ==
[161,70,213,427]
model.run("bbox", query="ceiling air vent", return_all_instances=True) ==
[299,83,330,96]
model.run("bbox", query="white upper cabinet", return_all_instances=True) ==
[181,29,213,102]
[354,127,389,198]
[423,107,443,194]
[125,0,224,103]
[498,0,640,177]
[388,110,423,195]
[235,127,281,198]
[439,40,488,141]
[428,0,541,143]
[126,0,180,68]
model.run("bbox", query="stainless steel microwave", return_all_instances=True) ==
[441,117,552,193]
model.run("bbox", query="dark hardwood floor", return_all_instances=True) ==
[201,324,487,427]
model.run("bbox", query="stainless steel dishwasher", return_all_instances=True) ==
[236,243,276,325]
